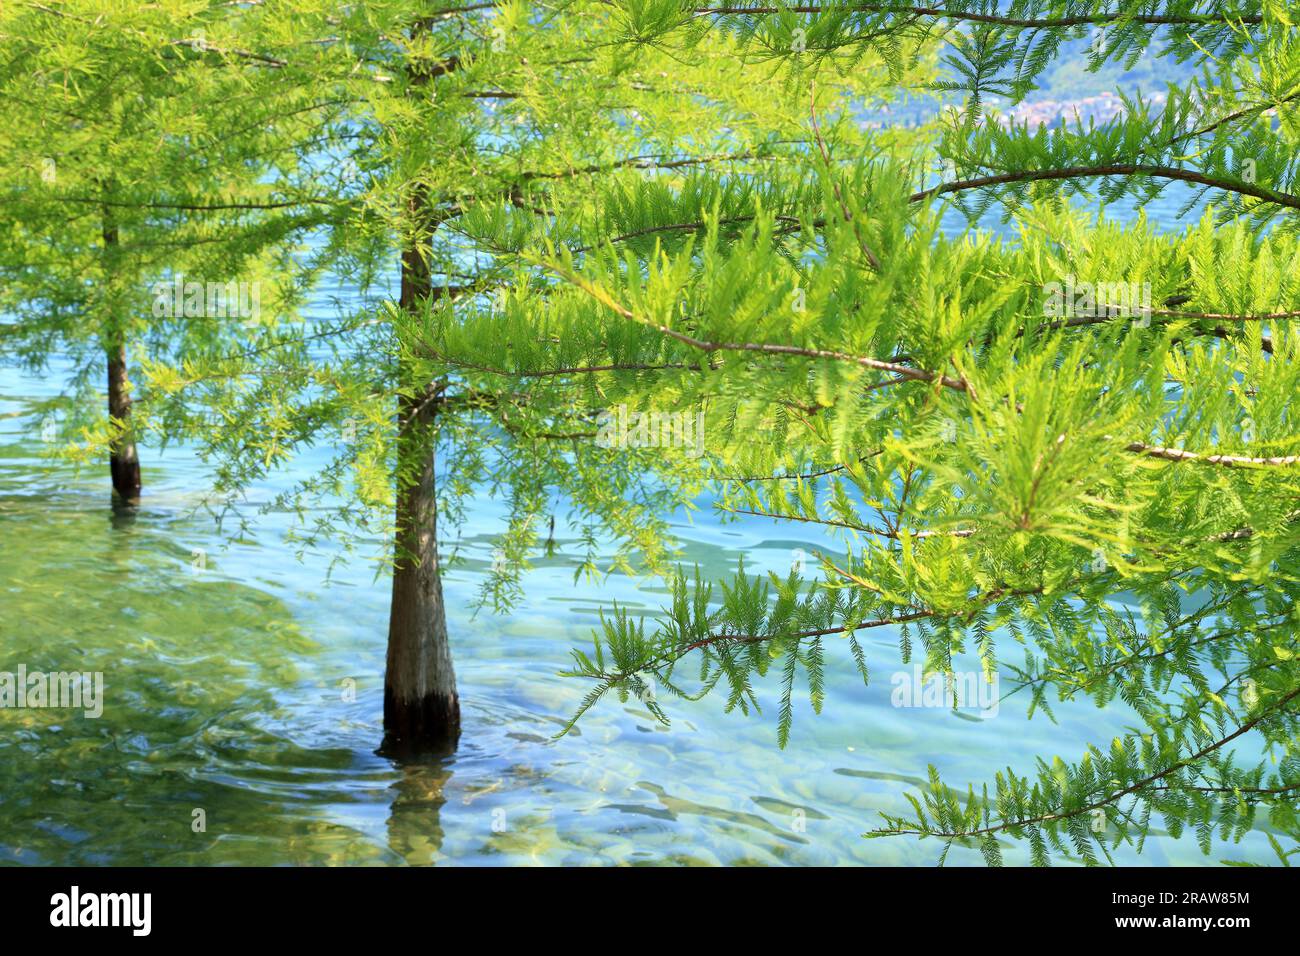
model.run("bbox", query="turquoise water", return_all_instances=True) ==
[1,188,1277,867]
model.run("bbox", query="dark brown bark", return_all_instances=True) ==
[106,342,141,501]
[381,377,460,756]
[102,201,141,501]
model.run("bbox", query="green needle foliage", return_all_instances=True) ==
[136,2,923,596]
[502,2,1300,864]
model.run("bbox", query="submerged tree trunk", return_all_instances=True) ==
[382,383,459,754]
[381,171,459,755]
[102,202,141,501]
[106,342,141,500]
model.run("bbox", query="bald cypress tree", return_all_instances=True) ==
[124,1,920,753]
[0,1,343,502]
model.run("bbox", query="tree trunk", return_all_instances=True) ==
[102,202,141,501]
[106,342,141,501]
[382,382,459,755]
[381,164,459,754]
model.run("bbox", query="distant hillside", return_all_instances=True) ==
[859,38,1205,130]
[1032,37,1202,101]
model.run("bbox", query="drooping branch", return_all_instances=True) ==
[908,164,1300,211]
[592,164,1300,251]
[547,266,977,394]
[871,684,1300,841]
[690,5,1264,29]
[1124,442,1300,467]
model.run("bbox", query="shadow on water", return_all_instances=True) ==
[108,494,139,528]
[383,756,453,865]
